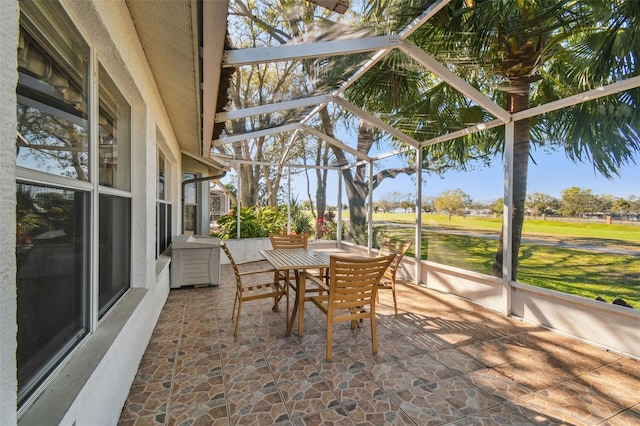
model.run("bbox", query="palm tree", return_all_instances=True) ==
[347,0,640,279]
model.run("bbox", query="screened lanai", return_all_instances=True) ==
[8,1,640,424]
[197,0,640,358]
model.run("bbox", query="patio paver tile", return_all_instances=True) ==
[118,263,640,425]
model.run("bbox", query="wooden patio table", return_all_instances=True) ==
[260,248,354,336]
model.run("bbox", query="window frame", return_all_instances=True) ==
[15,0,133,410]
[156,148,173,257]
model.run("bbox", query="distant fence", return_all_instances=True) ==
[526,215,640,226]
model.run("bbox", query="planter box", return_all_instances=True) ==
[170,235,221,288]
[221,238,340,264]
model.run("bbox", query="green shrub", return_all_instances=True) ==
[215,205,286,239]
[290,202,313,235]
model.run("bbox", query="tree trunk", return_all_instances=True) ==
[316,109,334,221]
[492,80,531,280]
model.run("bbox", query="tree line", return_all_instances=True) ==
[374,187,640,220]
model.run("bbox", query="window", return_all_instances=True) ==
[15,0,132,407]
[16,184,90,405]
[183,172,198,233]
[157,150,172,256]
[98,61,132,317]
[98,63,131,191]
[16,3,89,181]
[99,194,131,317]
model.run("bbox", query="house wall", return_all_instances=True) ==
[0,1,19,424]
[2,1,184,423]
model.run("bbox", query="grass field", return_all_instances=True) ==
[341,212,640,308]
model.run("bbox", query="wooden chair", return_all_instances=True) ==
[269,233,309,289]
[376,239,412,315]
[305,254,395,362]
[269,233,308,250]
[221,242,288,337]
[268,232,327,291]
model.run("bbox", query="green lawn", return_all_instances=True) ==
[365,212,640,244]
[341,212,640,309]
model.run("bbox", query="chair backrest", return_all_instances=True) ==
[328,254,395,309]
[269,233,308,249]
[377,239,412,279]
[220,242,242,290]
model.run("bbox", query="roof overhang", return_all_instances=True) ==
[126,0,229,169]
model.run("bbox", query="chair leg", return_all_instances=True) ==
[285,287,289,322]
[326,318,333,362]
[234,300,242,337]
[231,292,239,320]
[370,313,378,355]
[273,271,280,310]
[391,280,398,316]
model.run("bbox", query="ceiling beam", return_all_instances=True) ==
[299,124,370,161]
[370,146,415,162]
[399,40,510,122]
[216,1,454,145]
[398,0,452,39]
[231,158,341,170]
[333,97,420,148]
[212,123,299,145]
[420,118,505,147]
[216,94,333,123]
[333,0,454,96]
[512,74,640,121]
[223,35,400,67]
[279,128,301,166]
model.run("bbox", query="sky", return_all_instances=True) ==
[286,148,639,207]
[280,107,640,206]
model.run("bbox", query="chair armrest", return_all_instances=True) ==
[238,268,276,277]
[301,271,330,292]
[234,259,272,267]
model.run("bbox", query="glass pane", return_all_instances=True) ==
[422,154,503,274]
[16,1,90,181]
[16,183,89,405]
[167,204,173,249]
[514,106,640,308]
[183,173,197,204]
[98,63,131,190]
[99,194,131,318]
[157,202,173,256]
[184,205,196,234]
[158,202,166,256]
[158,151,166,200]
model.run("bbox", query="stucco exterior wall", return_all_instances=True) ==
[0,2,19,424]
[6,1,181,423]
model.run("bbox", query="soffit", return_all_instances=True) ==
[125,0,201,157]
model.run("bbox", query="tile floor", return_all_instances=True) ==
[119,262,640,425]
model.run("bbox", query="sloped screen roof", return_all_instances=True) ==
[212,0,639,174]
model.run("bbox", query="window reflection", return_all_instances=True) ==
[99,63,131,190]
[16,183,89,405]
[16,14,89,180]
[99,195,131,317]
